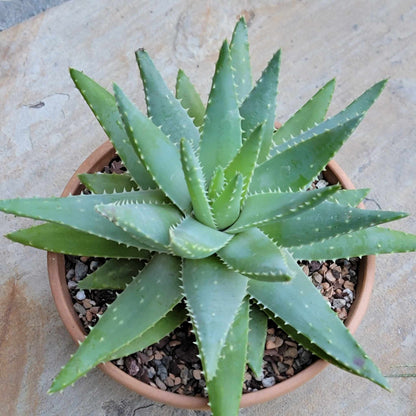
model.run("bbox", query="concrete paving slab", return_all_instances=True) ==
[0,1,415,415]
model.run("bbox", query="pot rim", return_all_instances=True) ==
[47,140,375,410]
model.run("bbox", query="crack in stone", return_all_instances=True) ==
[132,404,155,415]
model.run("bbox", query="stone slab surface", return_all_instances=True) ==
[0,0,415,415]
[0,0,70,31]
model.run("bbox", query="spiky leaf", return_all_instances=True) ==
[229,16,252,104]
[49,254,182,392]
[290,227,416,260]
[69,69,155,189]
[78,259,144,290]
[199,40,242,180]
[182,256,248,380]
[207,297,250,416]
[247,303,267,378]
[211,173,243,230]
[250,116,363,192]
[136,49,200,146]
[113,84,191,213]
[218,228,290,281]
[248,252,389,389]
[227,185,341,233]
[169,217,232,259]
[78,173,138,194]
[208,166,225,200]
[271,79,335,149]
[261,201,407,247]
[327,188,369,207]
[96,202,183,252]
[6,223,148,258]
[0,191,166,248]
[175,69,205,128]
[224,123,264,200]
[180,138,215,227]
[239,49,281,161]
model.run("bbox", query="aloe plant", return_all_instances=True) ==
[1,18,416,416]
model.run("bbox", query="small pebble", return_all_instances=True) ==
[67,280,77,289]
[284,347,298,359]
[66,269,75,280]
[165,377,175,387]
[193,369,202,380]
[147,367,156,379]
[261,376,276,388]
[180,367,189,385]
[312,272,323,284]
[315,179,328,189]
[154,376,167,391]
[76,290,86,301]
[126,357,140,377]
[325,270,336,283]
[332,298,346,309]
[75,261,89,280]
[73,303,86,315]
[90,260,100,271]
[85,310,93,322]
[157,363,168,381]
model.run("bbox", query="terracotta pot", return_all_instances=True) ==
[47,140,375,410]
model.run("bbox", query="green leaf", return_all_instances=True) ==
[273,80,387,156]
[271,79,335,149]
[218,228,290,281]
[199,40,242,180]
[239,49,281,162]
[208,166,225,200]
[290,226,416,260]
[175,69,205,128]
[136,49,200,146]
[96,202,183,252]
[113,83,191,213]
[78,173,138,194]
[49,254,183,392]
[327,188,370,207]
[6,223,148,258]
[229,17,252,104]
[247,303,267,378]
[260,201,407,247]
[211,173,243,230]
[77,259,144,290]
[110,304,187,359]
[227,185,341,233]
[182,256,248,381]
[248,252,389,389]
[224,123,264,200]
[169,216,233,259]
[0,190,166,249]
[180,138,215,228]
[207,297,250,416]
[69,69,155,189]
[250,116,363,193]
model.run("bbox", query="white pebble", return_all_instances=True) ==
[262,376,276,388]
[76,290,86,301]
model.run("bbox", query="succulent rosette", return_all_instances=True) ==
[1,18,416,416]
